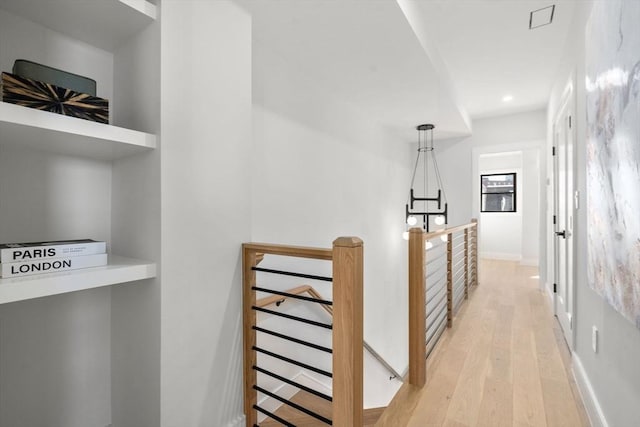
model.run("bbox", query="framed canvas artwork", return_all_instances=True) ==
[586,0,640,328]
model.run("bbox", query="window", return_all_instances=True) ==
[481,173,516,212]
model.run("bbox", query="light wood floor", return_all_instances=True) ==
[394,259,589,427]
[261,260,589,427]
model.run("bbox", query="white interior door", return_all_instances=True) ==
[553,90,575,347]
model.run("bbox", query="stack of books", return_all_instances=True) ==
[0,239,107,278]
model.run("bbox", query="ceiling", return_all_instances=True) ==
[407,0,576,119]
[237,0,577,139]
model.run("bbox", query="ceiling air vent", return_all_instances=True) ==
[529,5,555,30]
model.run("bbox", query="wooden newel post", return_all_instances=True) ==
[408,228,426,387]
[332,237,364,427]
[242,246,258,426]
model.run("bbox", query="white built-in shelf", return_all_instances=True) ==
[0,255,156,305]
[0,0,156,51]
[0,102,157,160]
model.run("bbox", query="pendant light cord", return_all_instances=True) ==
[408,146,421,202]
[407,124,446,205]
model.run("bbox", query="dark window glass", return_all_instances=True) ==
[481,173,516,212]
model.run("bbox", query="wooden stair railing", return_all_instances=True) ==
[255,284,333,314]
[406,219,479,387]
[243,238,364,427]
[375,220,479,426]
[256,284,404,381]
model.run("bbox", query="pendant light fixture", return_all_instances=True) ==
[404,124,448,238]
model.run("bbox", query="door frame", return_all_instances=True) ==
[551,74,577,349]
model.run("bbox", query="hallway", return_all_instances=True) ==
[381,260,589,426]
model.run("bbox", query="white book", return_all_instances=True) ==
[0,253,108,278]
[0,239,106,262]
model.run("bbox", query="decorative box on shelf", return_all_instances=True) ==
[1,71,109,124]
[12,59,98,96]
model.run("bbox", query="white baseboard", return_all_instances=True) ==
[224,415,245,427]
[519,258,539,266]
[480,252,521,261]
[572,353,609,427]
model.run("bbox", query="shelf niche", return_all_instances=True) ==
[0,0,160,426]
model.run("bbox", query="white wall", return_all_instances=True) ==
[251,38,412,378]
[476,149,540,264]
[160,2,252,426]
[521,148,540,265]
[436,110,546,266]
[478,152,523,260]
[548,2,640,426]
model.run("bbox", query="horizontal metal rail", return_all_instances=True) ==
[427,305,447,334]
[426,255,447,269]
[253,326,332,354]
[427,291,447,319]
[254,404,294,427]
[427,293,447,319]
[252,266,332,282]
[424,254,447,272]
[452,234,465,243]
[423,222,477,241]
[253,346,332,377]
[253,286,333,306]
[428,249,448,263]
[451,257,465,273]
[426,309,447,345]
[426,283,447,306]
[452,269,465,287]
[453,281,465,299]
[427,307,447,339]
[453,290,465,313]
[254,385,332,425]
[257,288,403,381]
[426,262,447,282]
[252,306,333,329]
[425,239,446,248]
[428,257,447,273]
[452,265,465,281]
[426,275,447,297]
[427,315,448,358]
[253,365,332,402]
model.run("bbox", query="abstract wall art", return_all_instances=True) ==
[586,0,640,328]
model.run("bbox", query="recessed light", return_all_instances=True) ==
[529,5,555,30]
[502,95,514,102]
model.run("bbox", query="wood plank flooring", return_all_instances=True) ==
[399,260,589,427]
[259,260,589,427]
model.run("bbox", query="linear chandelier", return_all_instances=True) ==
[403,124,448,239]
